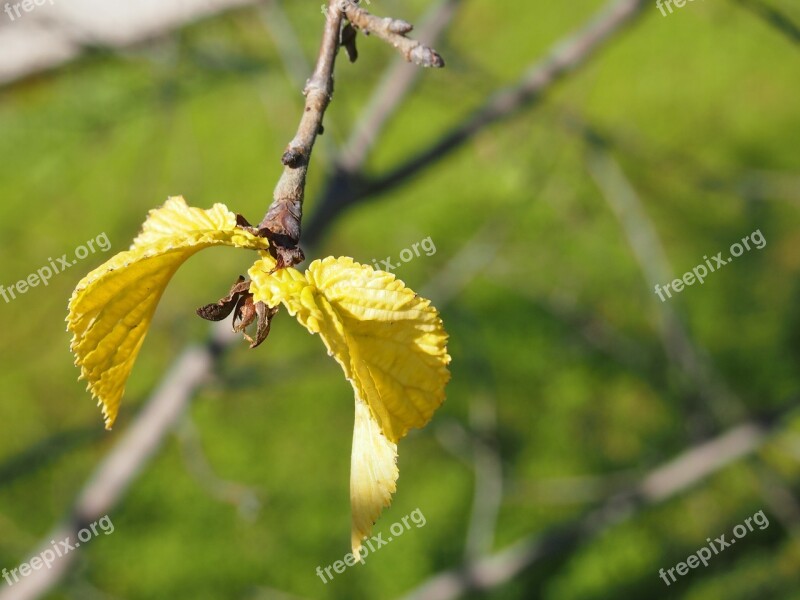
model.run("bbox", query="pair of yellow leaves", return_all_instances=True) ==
[67,197,451,556]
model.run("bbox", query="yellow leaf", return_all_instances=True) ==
[67,197,272,429]
[350,398,398,557]
[250,256,451,440]
[249,256,450,554]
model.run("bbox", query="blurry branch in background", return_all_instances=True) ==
[175,415,262,520]
[398,414,787,600]
[510,471,639,506]
[258,1,312,91]
[357,0,648,200]
[585,145,748,428]
[463,396,503,561]
[434,405,505,560]
[731,0,800,45]
[0,0,265,86]
[560,114,800,207]
[420,217,507,305]
[0,339,220,600]
[416,215,512,560]
[732,171,800,205]
[433,399,504,560]
[782,434,800,461]
[585,144,800,532]
[497,280,656,374]
[435,421,477,467]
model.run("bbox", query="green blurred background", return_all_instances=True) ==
[1,0,799,598]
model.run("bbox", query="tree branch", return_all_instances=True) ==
[255,0,344,268]
[342,2,445,68]
[257,0,447,266]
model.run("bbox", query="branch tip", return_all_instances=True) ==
[343,4,446,68]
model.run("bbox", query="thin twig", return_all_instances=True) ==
[256,0,344,268]
[257,0,447,265]
[342,3,445,68]
[258,0,341,159]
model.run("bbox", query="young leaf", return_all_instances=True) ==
[351,398,398,556]
[249,256,451,554]
[67,197,272,429]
